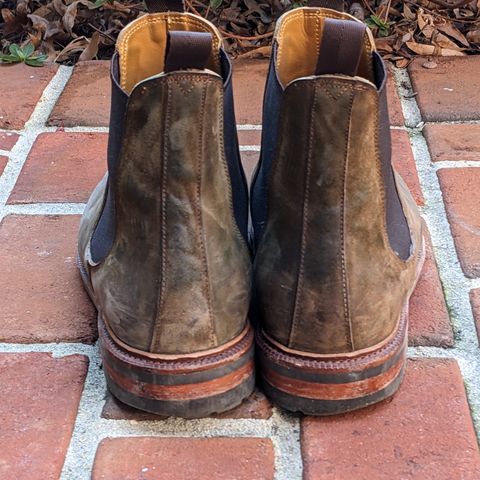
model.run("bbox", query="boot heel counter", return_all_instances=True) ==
[256,76,411,354]
[94,73,250,354]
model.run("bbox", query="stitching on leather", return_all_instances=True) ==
[216,84,251,250]
[149,79,172,352]
[196,84,218,348]
[288,82,318,348]
[341,86,355,352]
[119,15,221,90]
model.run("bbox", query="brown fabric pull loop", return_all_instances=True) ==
[315,18,366,77]
[165,31,213,73]
[145,0,185,12]
[308,0,344,11]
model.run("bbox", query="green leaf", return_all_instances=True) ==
[0,54,22,64]
[9,43,23,59]
[23,43,35,58]
[25,57,46,67]
[210,0,222,9]
[365,15,391,37]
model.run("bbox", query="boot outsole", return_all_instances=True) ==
[256,314,407,416]
[99,317,255,418]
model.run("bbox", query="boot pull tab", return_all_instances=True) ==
[308,0,344,12]
[144,0,185,12]
[315,18,366,77]
[164,31,213,73]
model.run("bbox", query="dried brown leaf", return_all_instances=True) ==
[78,31,100,61]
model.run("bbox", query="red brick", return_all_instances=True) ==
[0,155,7,175]
[409,57,480,122]
[102,388,272,420]
[0,215,96,343]
[241,150,259,184]
[49,61,111,127]
[469,289,480,343]
[408,231,452,347]
[238,129,261,146]
[0,353,88,480]
[424,124,480,162]
[233,59,268,125]
[92,437,275,480]
[302,358,480,480]
[9,132,106,204]
[438,168,480,277]
[0,132,19,151]
[0,63,58,129]
[391,129,424,206]
[387,66,404,126]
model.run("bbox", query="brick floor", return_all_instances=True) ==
[0,353,88,480]
[409,231,452,347]
[0,215,96,343]
[302,358,480,480]
[409,57,480,122]
[9,132,107,204]
[101,388,272,421]
[0,132,19,151]
[391,129,424,206]
[438,168,480,278]
[0,63,58,129]
[2,54,480,479]
[92,437,275,480]
[48,61,111,127]
[424,123,480,162]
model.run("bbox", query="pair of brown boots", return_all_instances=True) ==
[78,0,425,417]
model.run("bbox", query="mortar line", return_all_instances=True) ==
[394,66,480,434]
[434,161,480,170]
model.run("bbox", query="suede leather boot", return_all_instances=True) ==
[78,0,254,417]
[251,5,425,415]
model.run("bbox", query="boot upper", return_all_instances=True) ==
[251,7,424,355]
[78,12,251,355]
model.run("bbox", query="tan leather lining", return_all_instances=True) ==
[117,12,222,93]
[275,8,376,87]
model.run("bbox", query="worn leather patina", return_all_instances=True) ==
[78,14,251,355]
[253,8,424,355]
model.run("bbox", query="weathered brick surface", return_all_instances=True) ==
[0,215,97,343]
[302,358,480,480]
[102,388,272,421]
[92,437,275,480]
[437,168,480,277]
[387,67,404,126]
[241,150,260,183]
[9,132,107,204]
[0,132,19,151]
[409,57,480,121]
[424,124,480,162]
[0,155,7,175]
[238,129,262,146]
[409,231,452,347]
[0,353,88,480]
[233,59,269,125]
[391,129,424,205]
[48,61,111,127]
[469,289,480,343]
[0,63,58,129]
